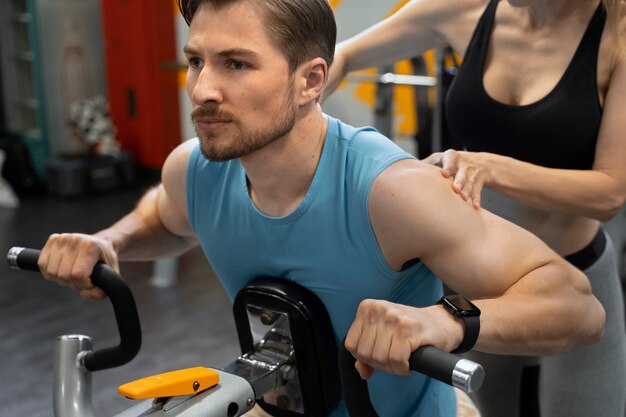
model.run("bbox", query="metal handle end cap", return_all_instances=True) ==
[452,359,485,394]
[7,247,25,269]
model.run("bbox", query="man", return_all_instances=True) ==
[37,1,605,416]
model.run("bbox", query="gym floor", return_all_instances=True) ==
[0,180,240,416]
[1,181,625,416]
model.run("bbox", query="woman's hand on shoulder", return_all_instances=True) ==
[422,149,492,209]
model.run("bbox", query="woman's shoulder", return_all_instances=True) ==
[599,6,626,97]
[413,0,488,23]
[431,0,491,55]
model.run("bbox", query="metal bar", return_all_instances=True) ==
[347,72,437,87]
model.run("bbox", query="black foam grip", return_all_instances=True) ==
[12,247,40,270]
[338,338,462,416]
[9,247,142,371]
[408,345,459,385]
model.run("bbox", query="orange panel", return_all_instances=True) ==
[101,0,182,169]
[119,367,220,399]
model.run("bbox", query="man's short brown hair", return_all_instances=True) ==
[177,0,336,73]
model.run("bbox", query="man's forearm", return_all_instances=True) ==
[472,261,605,356]
[95,187,196,261]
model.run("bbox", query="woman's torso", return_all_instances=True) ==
[440,0,613,255]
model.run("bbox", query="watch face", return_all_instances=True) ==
[443,295,481,317]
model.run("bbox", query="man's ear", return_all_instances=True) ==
[296,57,328,104]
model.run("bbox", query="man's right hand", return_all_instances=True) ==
[38,233,119,300]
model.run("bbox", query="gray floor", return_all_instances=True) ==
[0,183,239,416]
[1,183,625,417]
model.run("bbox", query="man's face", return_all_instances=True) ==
[184,1,298,161]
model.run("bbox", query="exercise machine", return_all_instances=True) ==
[7,246,483,416]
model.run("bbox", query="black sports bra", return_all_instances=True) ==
[445,0,605,169]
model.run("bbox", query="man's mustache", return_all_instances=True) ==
[191,106,235,122]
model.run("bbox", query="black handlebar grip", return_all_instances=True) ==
[338,338,484,417]
[7,247,40,270]
[7,247,142,371]
[409,345,484,393]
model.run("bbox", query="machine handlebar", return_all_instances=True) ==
[338,338,484,416]
[8,246,483,416]
[7,247,141,372]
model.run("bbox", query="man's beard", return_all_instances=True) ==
[192,81,297,162]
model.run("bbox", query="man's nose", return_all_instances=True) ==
[189,68,223,105]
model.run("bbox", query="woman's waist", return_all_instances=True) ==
[481,191,601,256]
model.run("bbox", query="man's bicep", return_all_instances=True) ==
[370,160,556,299]
[424,207,556,299]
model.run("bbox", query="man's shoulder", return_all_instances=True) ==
[369,159,457,218]
[374,159,446,193]
[367,159,461,270]
[163,139,199,185]
[171,138,199,165]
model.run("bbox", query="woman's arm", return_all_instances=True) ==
[325,0,484,97]
[423,50,626,220]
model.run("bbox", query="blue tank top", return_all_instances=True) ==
[186,116,456,417]
[445,0,605,169]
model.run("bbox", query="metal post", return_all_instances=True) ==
[53,335,95,417]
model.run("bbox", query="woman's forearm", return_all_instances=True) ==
[483,152,625,221]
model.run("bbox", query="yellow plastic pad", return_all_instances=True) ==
[118,367,220,399]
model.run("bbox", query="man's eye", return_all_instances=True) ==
[228,60,248,70]
[187,58,202,68]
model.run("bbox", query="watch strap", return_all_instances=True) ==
[437,296,481,354]
[451,314,480,354]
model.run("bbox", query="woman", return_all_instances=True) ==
[325,1,626,416]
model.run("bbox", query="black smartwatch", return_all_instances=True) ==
[437,295,481,354]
